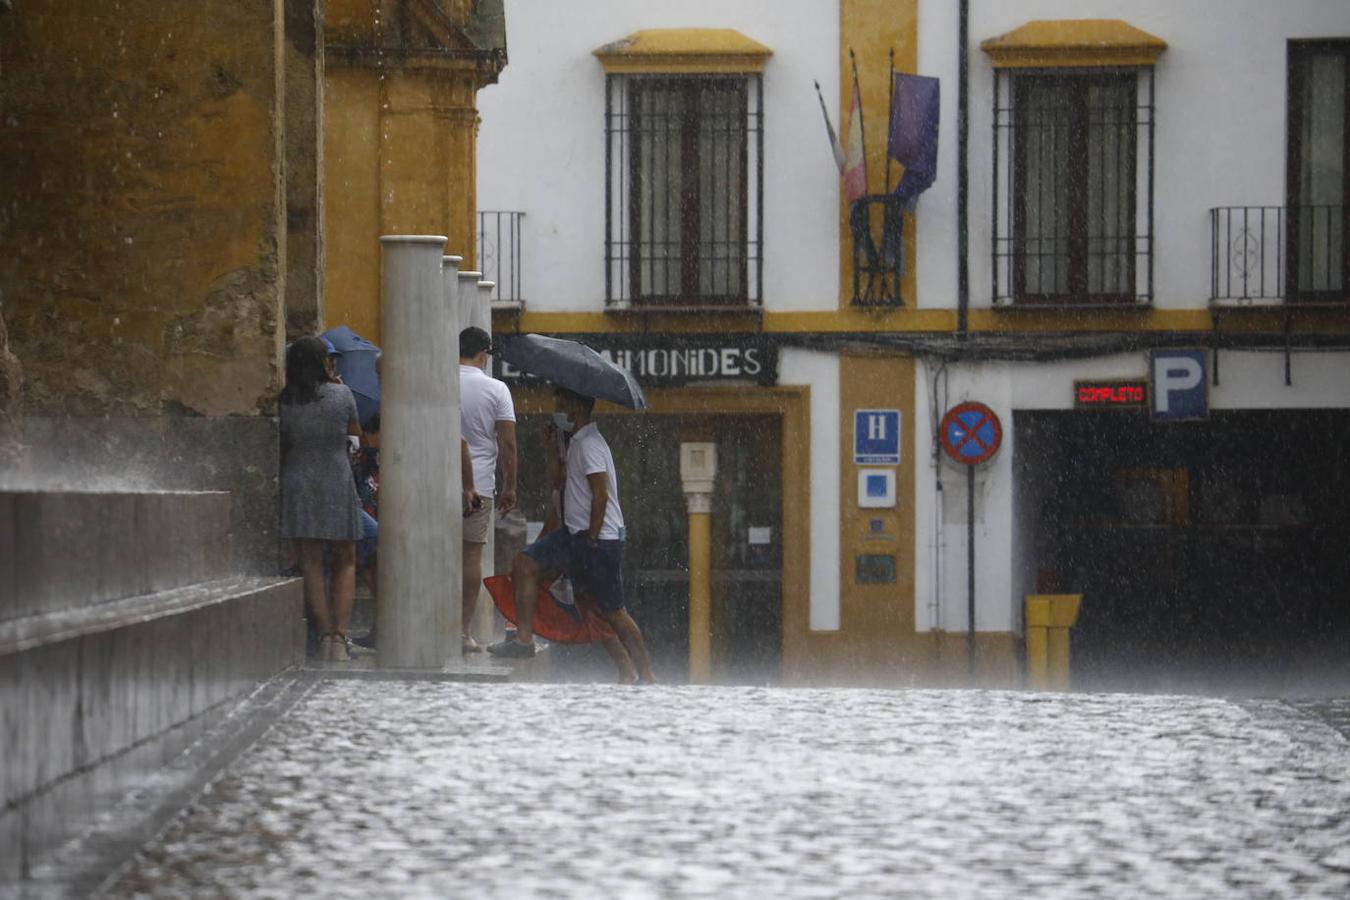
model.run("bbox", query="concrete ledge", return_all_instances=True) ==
[305,659,511,683]
[0,489,232,622]
[0,575,297,655]
[0,578,303,884]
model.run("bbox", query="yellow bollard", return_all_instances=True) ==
[1025,596,1050,689]
[1025,594,1082,691]
[687,507,712,683]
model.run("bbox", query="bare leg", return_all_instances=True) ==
[604,608,655,683]
[328,540,357,638]
[510,552,540,646]
[296,540,332,635]
[462,541,484,633]
[600,634,637,683]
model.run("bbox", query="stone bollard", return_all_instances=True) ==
[1025,594,1082,691]
[377,236,460,670]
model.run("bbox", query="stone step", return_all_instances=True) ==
[0,575,303,882]
[0,490,231,623]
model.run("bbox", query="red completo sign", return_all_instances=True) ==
[1074,380,1148,409]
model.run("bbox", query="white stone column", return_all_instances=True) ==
[441,256,467,663]
[457,270,487,335]
[464,277,504,645]
[376,236,458,669]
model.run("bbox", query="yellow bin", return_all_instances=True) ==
[1025,594,1082,691]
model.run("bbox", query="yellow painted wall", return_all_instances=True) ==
[838,0,917,312]
[324,69,383,343]
[323,64,480,345]
[0,0,288,417]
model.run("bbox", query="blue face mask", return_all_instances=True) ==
[552,411,576,433]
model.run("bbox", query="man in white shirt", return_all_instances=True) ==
[459,327,516,653]
[490,387,655,684]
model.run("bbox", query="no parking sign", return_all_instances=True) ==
[939,402,1002,465]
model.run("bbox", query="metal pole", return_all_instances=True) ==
[967,463,976,677]
[377,235,457,669]
[957,0,970,338]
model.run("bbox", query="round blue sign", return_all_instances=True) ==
[939,402,1003,465]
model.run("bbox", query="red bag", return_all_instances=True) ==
[483,574,616,644]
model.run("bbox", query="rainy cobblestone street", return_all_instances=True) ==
[102,681,1350,898]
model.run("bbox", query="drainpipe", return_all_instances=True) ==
[957,0,970,339]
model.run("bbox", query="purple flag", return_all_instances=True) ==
[888,73,940,208]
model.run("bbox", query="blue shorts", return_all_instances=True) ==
[356,510,378,571]
[522,529,626,615]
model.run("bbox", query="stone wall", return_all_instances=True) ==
[0,489,303,885]
[0,303,21,467]
[285,0,326,341]
[0,0,288,419]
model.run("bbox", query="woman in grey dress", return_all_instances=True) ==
[280,336,363,662]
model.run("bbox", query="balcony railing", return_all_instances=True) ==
[477,210,523,306]
[1210,206,1346,304]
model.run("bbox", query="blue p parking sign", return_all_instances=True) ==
[1151,350,1208,421]
[854,410,901,465]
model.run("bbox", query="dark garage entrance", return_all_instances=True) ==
[1016,410,1350,694]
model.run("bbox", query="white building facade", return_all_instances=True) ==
[479,0,1350,688]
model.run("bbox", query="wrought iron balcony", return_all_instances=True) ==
[1210,206,1347,305]
[477,210,524,307]
[849,195,904,308]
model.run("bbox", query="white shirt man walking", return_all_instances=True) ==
[490,387,655,684]
[459,327,516,653]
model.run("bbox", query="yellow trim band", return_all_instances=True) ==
[981,19,1167,69]
[494,307,1350,337]
[594,29,772,75]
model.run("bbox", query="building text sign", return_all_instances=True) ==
[495,335,779,388]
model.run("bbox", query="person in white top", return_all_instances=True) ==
[458,327,516,653]
[490,387,655,684]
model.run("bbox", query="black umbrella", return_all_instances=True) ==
[497,334,647,410]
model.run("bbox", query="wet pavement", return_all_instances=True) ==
[104,683,1350,898]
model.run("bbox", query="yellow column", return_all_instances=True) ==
[687,499,713,682]
[1025,594,1082,691]
[1025,596,1050,690]
[681,441,717,684]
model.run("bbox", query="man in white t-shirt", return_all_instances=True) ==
[459,327,516,653]
[490,387,655,684]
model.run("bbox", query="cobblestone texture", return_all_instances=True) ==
[107,684,1350,898]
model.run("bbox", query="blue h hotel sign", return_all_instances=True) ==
[854,410,901,465]
[1151,350,1208,421]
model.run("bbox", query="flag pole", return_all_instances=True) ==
[885,48,895,194]
[849,47,867,196]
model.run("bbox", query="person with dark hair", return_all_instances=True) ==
[280,335,363,662]
[491,387,655,684]
[459,326,516,654]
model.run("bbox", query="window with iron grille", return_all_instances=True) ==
[605,74,763,308]
[992,68,1155,305]
[1288,40,1349,301]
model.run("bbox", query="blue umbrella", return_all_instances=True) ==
[321,325,381,426]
